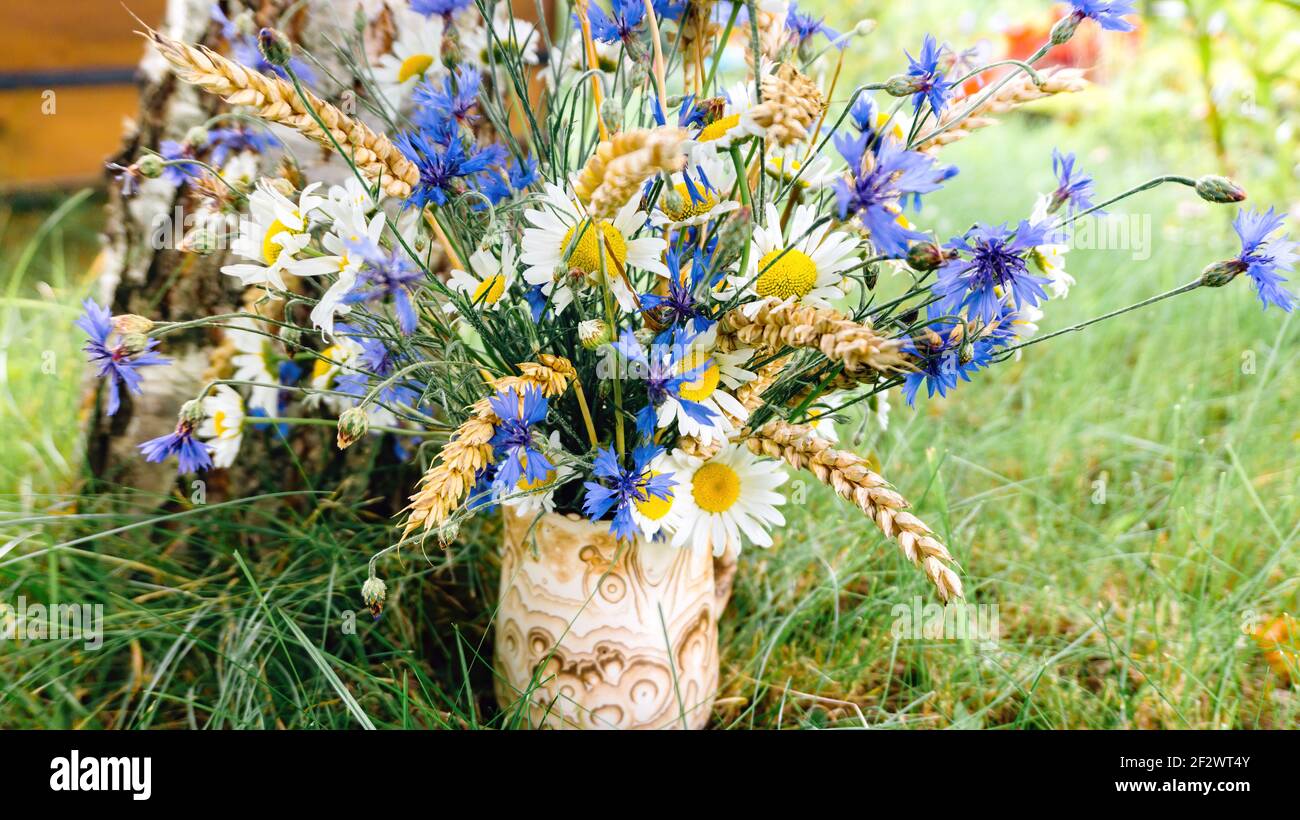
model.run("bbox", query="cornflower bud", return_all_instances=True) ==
[137,154,165,179]
[336,406,370,450]
[361,576,387,618]
[258,27,293,69]
[1199,259,1247,288]
[1194,175,1247,204]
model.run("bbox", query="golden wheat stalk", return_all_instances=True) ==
[403,355,577,538]
[918,67,1088,154]
[143,27,419,199]
[720,301,910,378]
[747,420,963,602]
[573,127,689,219]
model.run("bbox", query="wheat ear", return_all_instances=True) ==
[573,127,688,219]
[143,27,419,199]
[919,67,1088,154]
[403,356,577,537]
[720,302,910,378]
[747,420,964,602]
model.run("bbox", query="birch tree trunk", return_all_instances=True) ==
[86,0,553,504]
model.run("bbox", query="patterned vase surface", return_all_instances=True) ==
[494,507,730,729]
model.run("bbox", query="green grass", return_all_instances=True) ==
[1,123,1296,727]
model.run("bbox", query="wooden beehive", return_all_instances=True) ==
[0,1,166,189]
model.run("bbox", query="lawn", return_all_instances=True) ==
[1,3,1297,728]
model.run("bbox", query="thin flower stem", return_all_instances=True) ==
[571,379,600,449]
[910,39,1053,149]
[1052,175,1198,230]
[574,0,609,141]
[641,0,669,114]
[254,416,427,437]
[706,3,742,95]
[998,279,1203,357]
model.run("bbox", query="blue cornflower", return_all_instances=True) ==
[139,408,212,474]
[580,0,646,44]
[523,284,549,322]
[488,387,553,495]
[413,66,482,129]
[833,102,951,257]
[1048,149,1098,216]
[335,330,420,408]
[396,126,508,209]
[652,0,687,22]
[342,237,425,334]
[477,155,538,205]
[932,221,1054,323]
[612,328,716,438]
[77,299,170,416]
[582,445,676,542]
[639,246,714,335]
[785,2,844,50]
[1067,0,1138,33]
[904,34,953,114]
[158,140,202,186]
[410,0,473,16]
[901,319,999,406]
[1230,208,1297,312]
[207,126,278,167]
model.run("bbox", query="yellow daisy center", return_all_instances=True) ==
[698,113,741,143]
[515,453,558,492]
[212,410,230,438]
[676,350,720,402]
[662,183,717,222]
[755,248,818,300]
[397,53,435,83]
[312,345,341,383]
[633,471,674,520]
[261,218,297,265]
[692,462,741,513]
[471,273,507,306]
[560,221,627,276]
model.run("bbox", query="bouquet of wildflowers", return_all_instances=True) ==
[87,0,1296,613]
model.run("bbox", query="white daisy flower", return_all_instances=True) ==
[226,315,280,417]
[501,432,577,516]
[804,401,842,443]
[298,209,387,337]
[694,79,766,149]
[651,151,740,229]
[520,183,667,314]
[302,340,355,412]
[220,152,259,192]
[1029,194,1074,299]
[198,384,245,469]
[667,444,788,557]
[461,8,543,71]
[374,9,445,108]
[657,325,757,445]
[728,202,860,314]
[764,152,837,191]
[323,177,379,224]
[221,181,326,292]
[445,236,519,314]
